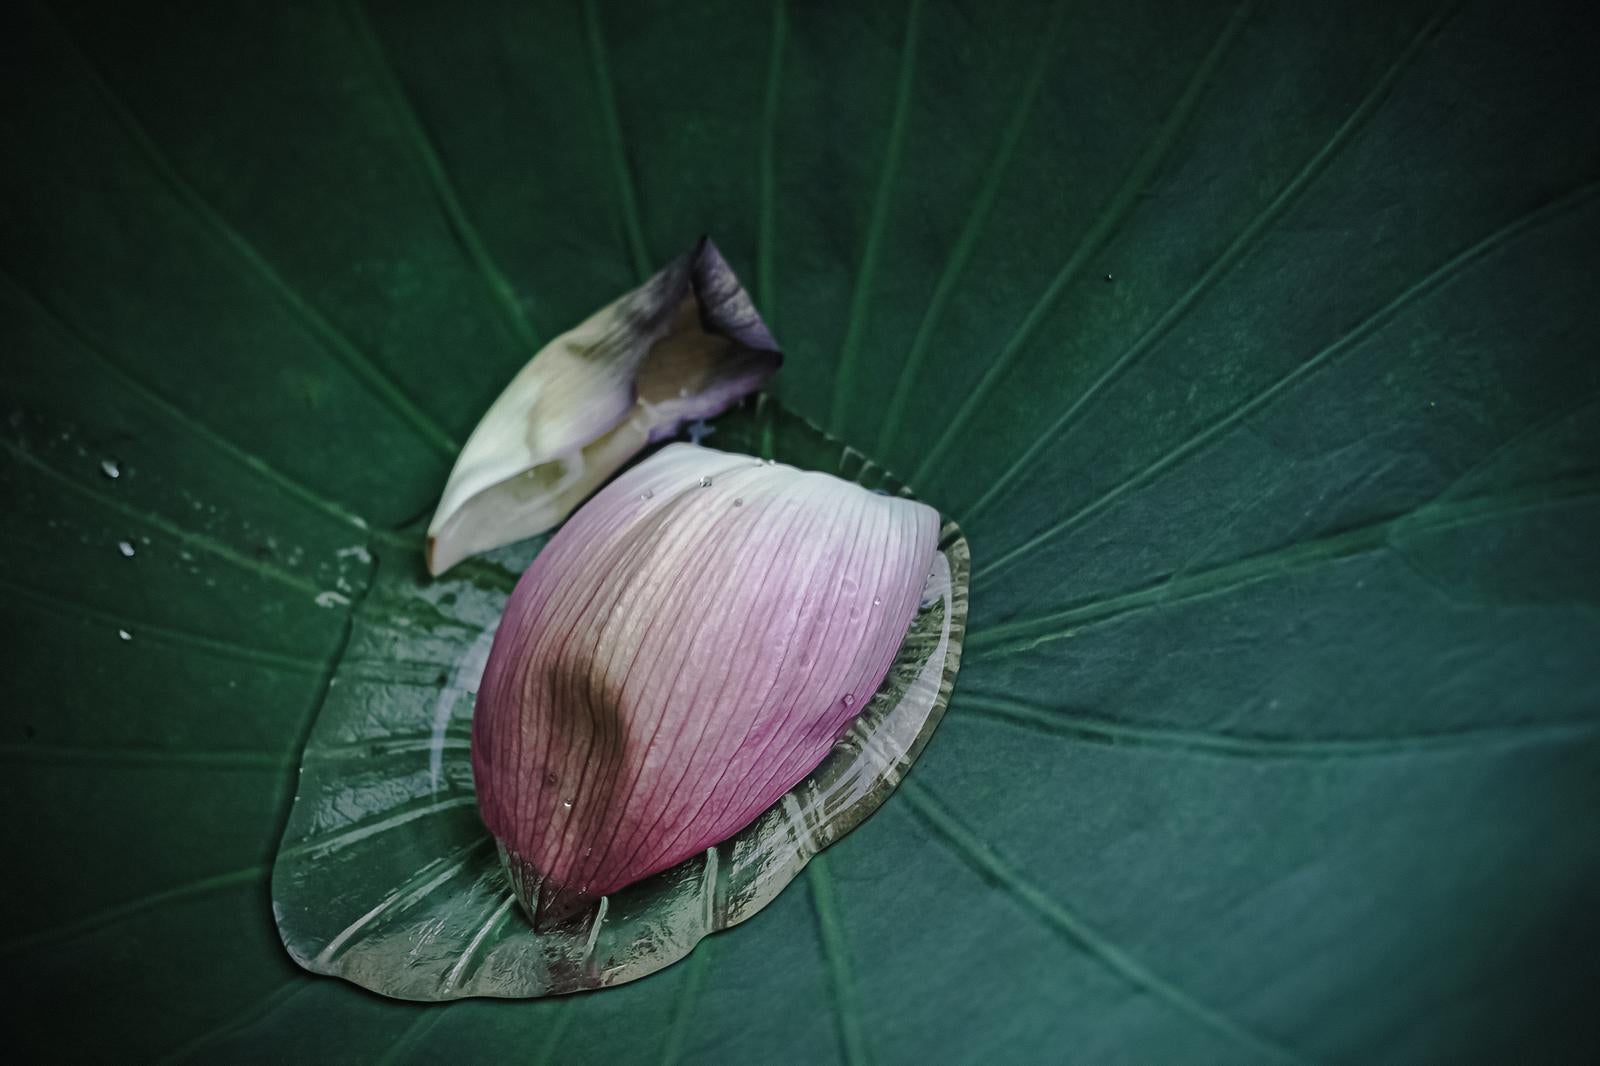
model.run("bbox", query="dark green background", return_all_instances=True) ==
[3,0,1597,1062]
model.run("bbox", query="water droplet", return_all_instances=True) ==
[100,459,120,480]
[873,596,882,606]
[848,606,860,620]
[699,476,713,488]
[765,458,778,466]
[117,540,135,558]
[1103,272,1114,282]
[562,798,574,809]
[117,629,132,641]
[639,488,654,500]
[733,497,743,506]
[842,694,855,707]
[544,772,558,786]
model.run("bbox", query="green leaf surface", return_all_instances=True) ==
[4,0,1598,1061]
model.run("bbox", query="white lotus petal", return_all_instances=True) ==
[426,239,779,574]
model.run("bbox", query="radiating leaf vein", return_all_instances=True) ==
[342,0,545,355]
[659,939,712,1066]
[0,863,264,957]
[41,6,458,456]
[0,743,290,771]
[0,270,376,536]
[899,780,1306,1064]
[314,840,489,965]
[809,853,871,1066]
[280,795,478,860]
[970,474,1600,656]
[830,0,926,436]
[876,0,1068,459]
[956,692,1600,759]
[374,1008,450,1066]
[1,576,326,674]
[757,0,789,318]
[974,180,1600,583]
[582,0,653,282]
[441,891,517,993]
[962,0,1461,523]
[909,0,1256,487]
[2,439,327,598]
[155,979,314,1066]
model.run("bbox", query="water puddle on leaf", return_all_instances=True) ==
[271,398,968,999]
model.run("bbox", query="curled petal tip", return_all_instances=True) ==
[425,241,779,574]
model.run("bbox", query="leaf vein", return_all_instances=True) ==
[973,180,1600,583]
[1,576,327,674]
[909,0,1256,487]
[830,0,926,437]
[809,853,870,1066]
[757,0,789,317]
[900,780,1306,1064]
[2,439,327,598]
[1,271,376,535]
[658,940,712,1066]
[342,0,545,354]
[876,0,1068,459]
[0,864,264,957]
[582,0,653,282]
[41,7,458,456]
[956,692,1600,759]
[969,474,1600,656]
[962,0,1460,523]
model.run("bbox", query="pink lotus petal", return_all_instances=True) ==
[472,443,940,925]
[426,239,779,575]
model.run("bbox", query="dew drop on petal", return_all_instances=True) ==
[842,694,854,707]
[117,540,135,558]
[639,488,653,500]
[544,772,558,786]
[699,476,713,488]
[733,497,743,506]
[873,596,882,606]
[562,798,574,809]
[100,459,120,479]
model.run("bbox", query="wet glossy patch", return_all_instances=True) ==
[271,398,968,999]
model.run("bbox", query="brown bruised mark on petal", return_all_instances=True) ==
[472,445,941,925]
[425,239,780,575]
